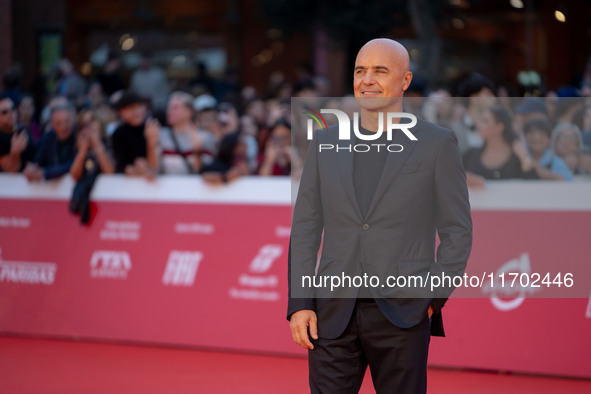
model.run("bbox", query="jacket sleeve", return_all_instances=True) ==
[430,130,473,315]
[43,158,75,180]
[287,128,324,321]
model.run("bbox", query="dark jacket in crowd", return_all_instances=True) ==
[111,122,148,173]
[34,129,76,179]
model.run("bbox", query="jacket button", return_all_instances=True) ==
[362,223,369,230]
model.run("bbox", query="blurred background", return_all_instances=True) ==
[2,0,591,102]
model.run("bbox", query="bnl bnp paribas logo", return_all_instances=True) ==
[304,108,418,152]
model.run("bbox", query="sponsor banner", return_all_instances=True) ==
[0,175,590,378]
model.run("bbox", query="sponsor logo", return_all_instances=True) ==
[482,252,540,311]
[0,216,31,229]
[174,222,214,235]
[275,225,290,238]
[90,251,132,279]
[229,244,282,301]
[100,221,141,241]
[0,249,56,285]
[162,251,203,286]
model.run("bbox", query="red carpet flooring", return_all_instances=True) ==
[1,335,590,393]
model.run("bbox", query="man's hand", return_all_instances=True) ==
[290,309,318,350]
[428,305,434,319]
[465,171,486,189]
[23,162,43,182]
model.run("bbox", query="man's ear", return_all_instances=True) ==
[402,71,413,91]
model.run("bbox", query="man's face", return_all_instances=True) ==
[555,129,579,157]
[353,43,412,111]
[166,97,191,127]
[0,98,16,132]
[119,103,147,127]
[524,128,550,156]
[18,97,35,120]
[469,88,496,111]
[51,109,74,141]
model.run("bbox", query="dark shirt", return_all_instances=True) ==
[34,129,77,179]
[111,122,147,173]
[353,126,390,218]
[97,72,125,97]
[0,126,36,172]
[463,146,538,180]
[352,125,390,298]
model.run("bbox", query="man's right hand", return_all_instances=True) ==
[289,309,318,350]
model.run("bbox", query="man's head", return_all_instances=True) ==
[353,38,413,111]
[0,96,16,133]
[18,95,35,123]
[523,119,552,156]
[50,103,75,141]
[167,91,195,127]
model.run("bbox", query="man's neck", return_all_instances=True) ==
[359,103,404,132]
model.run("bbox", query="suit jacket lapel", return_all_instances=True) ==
[336,141,364,221]
[364,128,419,221]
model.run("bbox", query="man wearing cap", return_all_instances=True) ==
[111,91,160,178]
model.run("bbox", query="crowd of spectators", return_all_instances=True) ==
[1,53,591,189]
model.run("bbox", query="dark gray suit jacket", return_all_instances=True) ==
[288,118,472,338]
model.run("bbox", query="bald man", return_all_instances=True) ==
[288,39,472,393]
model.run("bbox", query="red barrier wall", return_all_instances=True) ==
[1,175,589,378]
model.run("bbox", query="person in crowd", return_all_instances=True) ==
[79,81,106,109]
[453,73,497,153]
[70,109,114,181]
[17,94,42,145]
[110,92,160,179]
[188,62,217,99]
[523,119,573,180]
[40,96,69,130]
[218,102,240,135]
[513,97,549,136]
[1,67,23,105]
[24,102,76,181]
[193,94,222,162]
[572,103,591,148]
[257,118,293,176]
[54,59,86,104]
[240,113,260,172]
[553,96,583,124]
[463,105,539,187]
[243,98,269,155]
[422,88,457,128]
[94,99,120,137]
[159,91,213,175]
[0,95,35,172]
[130,53,170,116]
[96,53,125,97]
[198,130,250,184]
[551,122,591,175]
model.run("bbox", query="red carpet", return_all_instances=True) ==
[1,335,589,393]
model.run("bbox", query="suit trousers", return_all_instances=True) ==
[308,298,431,394]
